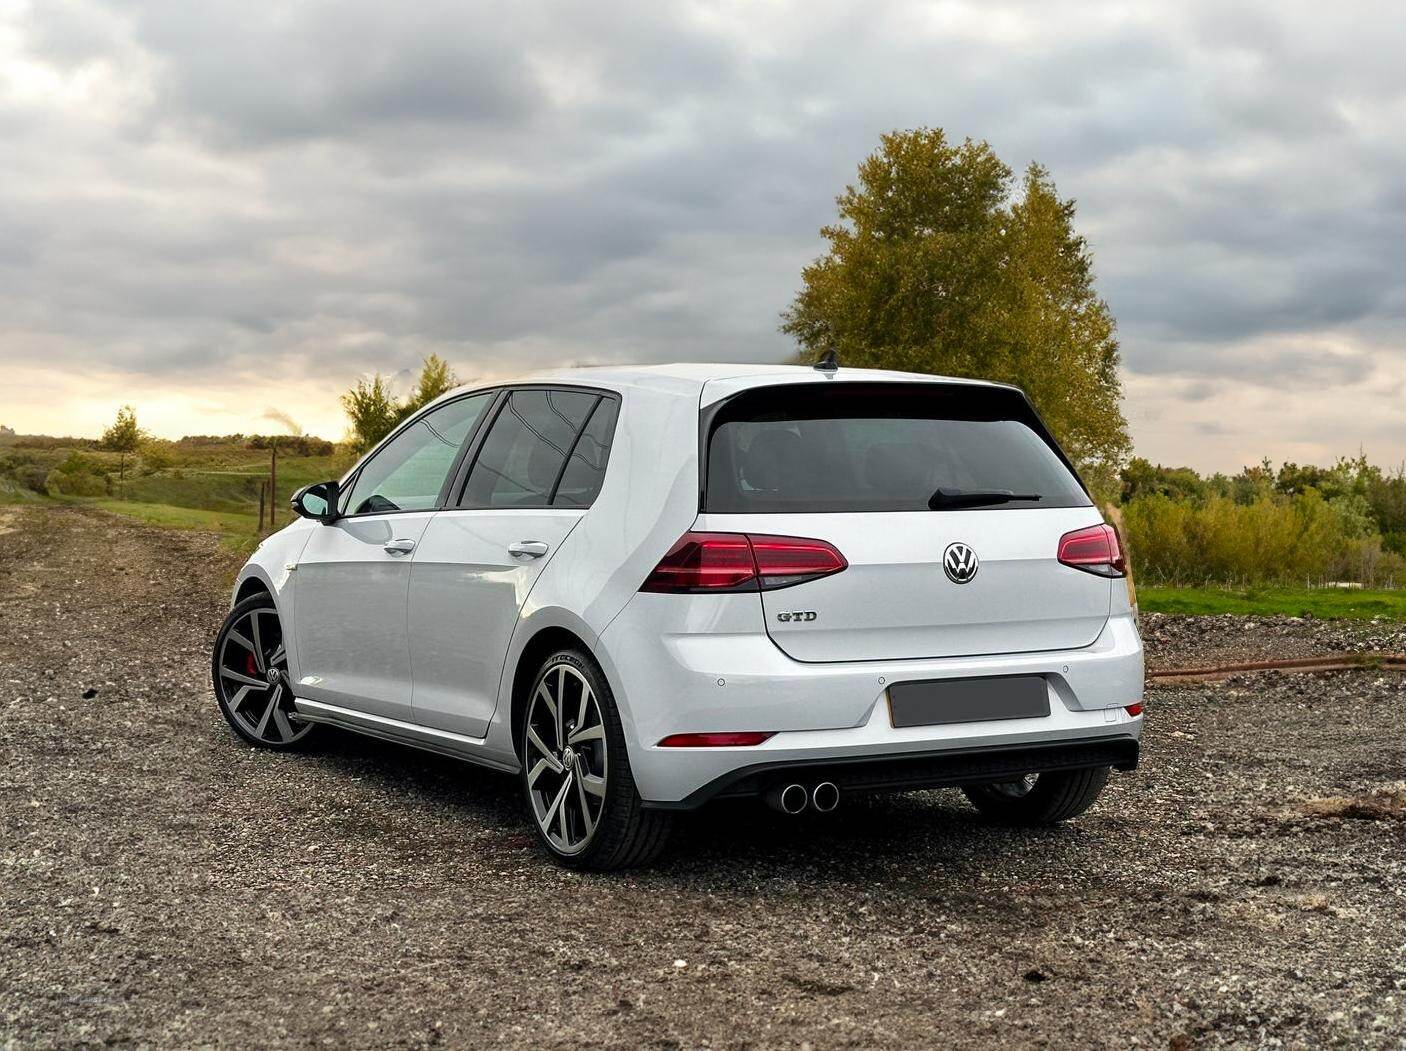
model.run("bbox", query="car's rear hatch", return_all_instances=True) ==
[698,380,1115,663]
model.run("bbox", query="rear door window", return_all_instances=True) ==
[704,383,1090,513]
[460,389,601,509]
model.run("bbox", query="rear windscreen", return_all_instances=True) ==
[704,383,1090,513]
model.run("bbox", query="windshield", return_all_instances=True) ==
[704,382,1091,514]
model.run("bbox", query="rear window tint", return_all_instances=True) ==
[461,389,598,509]
[704,383,1090,513]
[553,398,619,508]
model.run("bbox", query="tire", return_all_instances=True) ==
[520,648,671,870]
[211,593,318,751]
[962,766,1110,825]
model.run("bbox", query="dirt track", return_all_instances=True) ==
[2,504,1404,1049]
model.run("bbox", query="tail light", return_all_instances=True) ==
[640,532,847,593]
[750,534,848,589]
[1057,523,1126,578]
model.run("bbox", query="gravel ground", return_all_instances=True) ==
[1141,611,1406,672]
[2,504,1404,1049]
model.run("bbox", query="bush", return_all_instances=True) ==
[12,435,99,450]
[246,435,336,456]
[1123,491,1351,586]
[46,452,111,497]
[0,451,53,494]
[15,463,49,492]
[139,440,176,475]
[47,469,110,496]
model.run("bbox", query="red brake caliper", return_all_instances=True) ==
[246,651,259,677]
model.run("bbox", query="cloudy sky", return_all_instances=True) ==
[2,0,1403,472]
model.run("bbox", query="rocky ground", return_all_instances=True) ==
[1141,610,1406,672]
[1,504,1403,1049]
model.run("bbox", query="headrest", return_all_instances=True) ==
[741,428,805,493]
[864,441,932,495]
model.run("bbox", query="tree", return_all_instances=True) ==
[99,405,146,484]
[340,375,400,453]
[1120,457,1207,504]
[782,128,1130,494]
[340,355,463,452]
[402,354,459,416]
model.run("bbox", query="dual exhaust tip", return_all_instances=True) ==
[767,781,840,815]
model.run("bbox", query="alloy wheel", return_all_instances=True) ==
[216,605,311,745]
[524,662,608,855]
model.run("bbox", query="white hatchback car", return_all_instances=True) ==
[214,363,1143,869]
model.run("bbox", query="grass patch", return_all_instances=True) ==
[114,452,352,513]
[1139,584,1406,620]
[82,499,263,556]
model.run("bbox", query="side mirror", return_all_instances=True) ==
[291,480,340,523]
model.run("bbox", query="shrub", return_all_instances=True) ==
[15,463,48,492]
[139,440,176,475]
[46,452,111,497]
[1123,491,1348,586]
[0,451,53,494]
[246,435,336,456]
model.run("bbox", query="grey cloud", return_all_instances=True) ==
[2,0,1406,468]
[1125,342,1377,392]
[116,2,546,145]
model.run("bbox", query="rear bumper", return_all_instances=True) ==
[597,600,1144,805]
[645,734,1140,810]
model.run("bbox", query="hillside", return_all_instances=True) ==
[0,432,355,551]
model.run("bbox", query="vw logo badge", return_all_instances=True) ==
[943,542,979,584]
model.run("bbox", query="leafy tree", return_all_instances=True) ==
[1229,460,1276,505]
[783,128,1130,494]
[402,354,459,416]
[1366,465,1406,556]
[1277,455,1377,501]
[341,355,463,452]
[99,405,146,483]
[1120,457,1207,503]
[340,375,400,453]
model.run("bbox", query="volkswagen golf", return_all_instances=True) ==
[213,363,1144,869]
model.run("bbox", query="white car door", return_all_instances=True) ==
[293,392,494,721]
[408,388,619,737]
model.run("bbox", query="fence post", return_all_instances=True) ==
[270,441,278,532]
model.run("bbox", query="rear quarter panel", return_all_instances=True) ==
[481,376,708,760]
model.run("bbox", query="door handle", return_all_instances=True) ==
[383,539,417,555]
[508,540,550,560]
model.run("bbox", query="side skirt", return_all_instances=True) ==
[292,697,519,773]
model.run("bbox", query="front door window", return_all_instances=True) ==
[343,393,492,515]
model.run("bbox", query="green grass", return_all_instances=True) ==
[82,499,264,556]
[1139,584,1406,620]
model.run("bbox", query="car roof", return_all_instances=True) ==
[431,362,1015,408]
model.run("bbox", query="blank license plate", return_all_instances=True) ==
[888,675,1050,728]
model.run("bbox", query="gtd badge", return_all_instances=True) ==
[943,542,979,584]
[776,611,818,623]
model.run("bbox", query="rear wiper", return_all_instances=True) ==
[927,488,1043,510]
